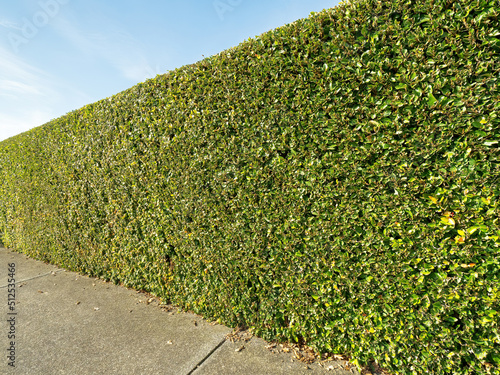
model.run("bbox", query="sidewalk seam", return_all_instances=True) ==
[186,337,227,375]
[0,269,65,288]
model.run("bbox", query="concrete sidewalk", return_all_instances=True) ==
[0,247,361,375]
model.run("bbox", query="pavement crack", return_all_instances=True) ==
[186,337,226,375]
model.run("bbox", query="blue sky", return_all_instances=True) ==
[0,0,340,142]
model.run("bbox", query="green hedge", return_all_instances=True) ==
[1,0,499,373]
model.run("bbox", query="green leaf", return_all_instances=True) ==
[491,354,500,364]
[427,92,437,107]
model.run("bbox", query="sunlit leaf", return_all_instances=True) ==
[427,92,437,107]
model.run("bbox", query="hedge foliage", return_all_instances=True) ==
[1,0,499,373]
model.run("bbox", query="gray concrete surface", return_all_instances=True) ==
[0,247,361,375]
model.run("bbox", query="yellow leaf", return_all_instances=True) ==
[482,197,491,205]
[429,196,438,204]
[460,263,476,268]
[441,217,455,226]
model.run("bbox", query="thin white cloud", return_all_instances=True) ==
[0,79,42,96]
[0,110,56,142]
[92,29,155,82]
[115,52,164,82]
[0,2,170,142]
[0,45,54,101]
[0,44,91,142]
[0,47,54,140]
[54,16,162,83]
[0,47,45,78]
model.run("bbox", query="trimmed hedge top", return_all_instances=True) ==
[1,0,499,373]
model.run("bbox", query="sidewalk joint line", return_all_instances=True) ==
[0,269,65,288]
[186,337,226,375]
